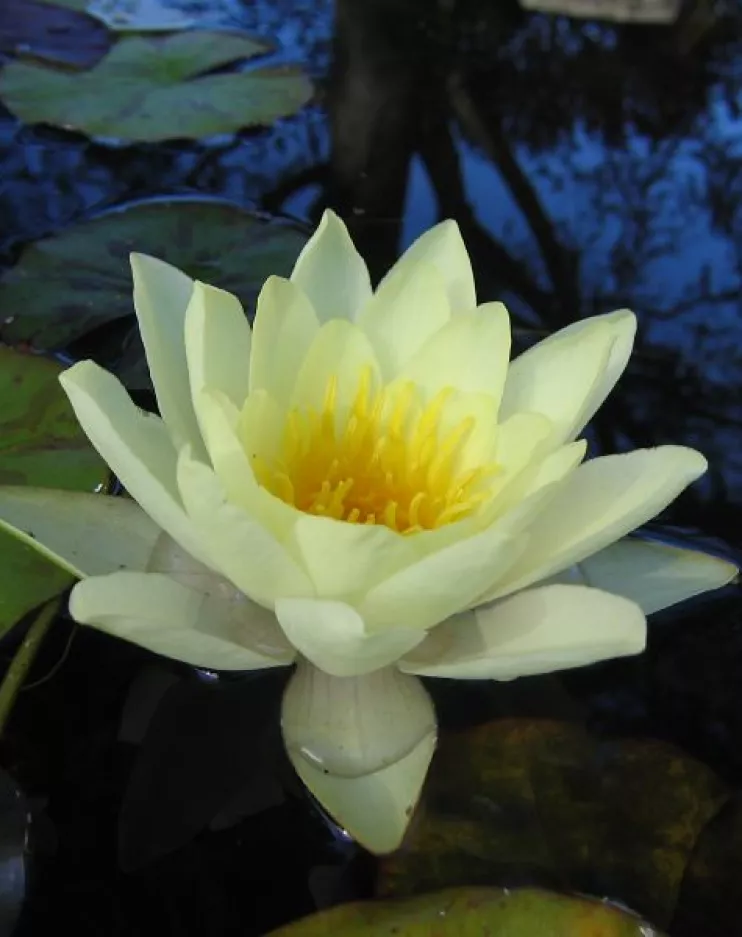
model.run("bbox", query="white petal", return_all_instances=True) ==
[130,253,203,453]
[356,261,450,379]
[275,599,425,677]
[397,304,511,407]
[70,571,295,670]
[381,220,476,314]
[290,210,372,322]
[184,283,252,444]
[282,661,434,776]
[176,448,313,607]
[59,361,209,566]
[0,487,162,577]
[490,446,708,599]
[249,276,320,405]
[499,315,629,446]
[400,584,646,680]
[357,523,526,631]
[548,537,738,614]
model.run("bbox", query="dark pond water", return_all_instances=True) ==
[0,1,741,934]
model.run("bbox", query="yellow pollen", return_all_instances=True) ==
[253,368,499,535]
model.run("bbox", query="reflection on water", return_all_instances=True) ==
[0,1,741,934]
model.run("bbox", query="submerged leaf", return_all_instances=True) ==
[266,886,662,936]
[0,199,308,350]
[0,31,313,142]
[0,0,110,69]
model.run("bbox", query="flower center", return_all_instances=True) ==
[253,369,498,535]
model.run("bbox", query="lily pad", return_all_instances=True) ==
[266,886,662,936]
[0,198,309,350]
[0,31,313,142]
[0,347,107,636]
[85,0,195,33]
[378,719,729,931]
[0,0,111,70]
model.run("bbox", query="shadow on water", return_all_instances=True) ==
[0,0,741,934]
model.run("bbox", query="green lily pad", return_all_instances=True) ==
[0,0,111,70]
[266,886,661,936]
[379,719,728,931]
[0,198,308,350]
[0,347,107,636]
[0,31,313,142]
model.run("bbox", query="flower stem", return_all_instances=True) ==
[0,598,61,736]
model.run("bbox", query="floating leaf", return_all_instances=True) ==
[86,0,195,33]
[0,198,308,349]
[0,31,313,142]
[0,770,26,934]
[266,886,662,936]
[0,347,107,636]
[0,0,111,69]
[379,719,728,930]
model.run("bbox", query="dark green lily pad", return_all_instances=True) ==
[266,886,661,936]
[379,719,729,931]
[0,0,111,70]
[0,347,107,636]
[0,31,313,142]
[0,198,309,350]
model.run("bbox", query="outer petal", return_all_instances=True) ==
[356,261,450,379]
[282,663,436,853]
[184,282,252,440]
[249,276,320,405]
[549,537,738,614]
[59,361,209,567]
[176,448,313,607]
[130,253,203,453]
[381,220,476,314]
[489,446,708,599]
[70,571,295,670]
[290,210,372,322]
[397,305,511,407]
[400,584,646,680]
[0,487,162,577]
[275,599,425,677]
[499,317,620,447]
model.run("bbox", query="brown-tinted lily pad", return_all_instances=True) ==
[0,0,110,70]
[379,719,728,930]
[266,886,662,936]
[0,347,107,636]
[0,198,308,350]
[0,31,313,142]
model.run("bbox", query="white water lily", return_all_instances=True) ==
[0,211,736,854]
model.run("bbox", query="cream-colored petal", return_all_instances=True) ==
[290,210,372,322]
[275,599,425,677]
[70,571,295,670]
[380,220,476,314]
[499,318,619,447]
[130,253,203,453]
[287,730,435,854]
[59,361,209,566]
[289,514,417,598]
[490,446,708,599]
[397,305,510,407]
[548,537,738,615]
[282,661,435,777]
[356,261,450,379]
[0,487,163,577]
[184,283,252,445]
[357,522,527,632]
[176,448,313,607]
[249,276,320,405]
[400,584,645,680]
[289,318,382,416]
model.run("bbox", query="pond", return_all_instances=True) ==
[0,1,741,934]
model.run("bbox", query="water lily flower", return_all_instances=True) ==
[0,212,736,854]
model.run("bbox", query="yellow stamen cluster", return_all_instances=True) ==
[254,369,497,535]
